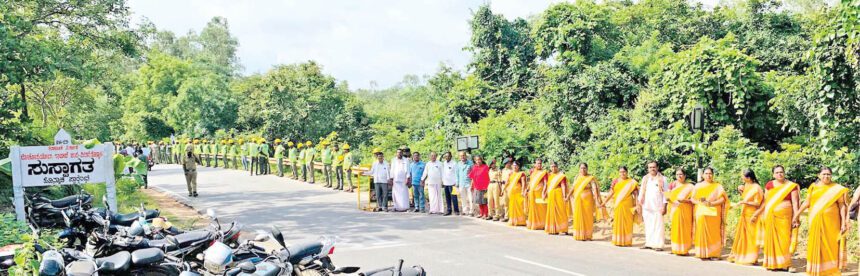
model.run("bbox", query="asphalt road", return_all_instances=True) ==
[148,164,793,276]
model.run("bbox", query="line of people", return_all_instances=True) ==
[364,147,858,276]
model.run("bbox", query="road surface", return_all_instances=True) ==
[148,164,794,276]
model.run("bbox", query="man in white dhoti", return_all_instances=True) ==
[639,161,667,250]
[422,152,444,214]
[390,149,411,212]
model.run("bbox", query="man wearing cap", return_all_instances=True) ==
[259,139,270,175]
[342,144,354,192]
[274,139,285,177]
[304,141,316,184]
[213,140,222,168]
[298,143,307,181]
[220,140,229,169]
[287,142,298,179]
[365,149,391,212]
[321,141,333,187]
[332,144,344,190]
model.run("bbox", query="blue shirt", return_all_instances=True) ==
[410,161,426,185]
[455,160,473,188]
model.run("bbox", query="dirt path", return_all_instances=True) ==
[140,188,209,230]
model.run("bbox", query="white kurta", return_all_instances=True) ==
[640,174,666,249]
[423,161,444,214]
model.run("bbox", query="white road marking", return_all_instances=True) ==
[504,255,586,276]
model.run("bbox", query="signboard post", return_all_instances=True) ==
[456,135,480,152]
[10,141,116,221]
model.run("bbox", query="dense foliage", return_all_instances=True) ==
[1,0,858,193]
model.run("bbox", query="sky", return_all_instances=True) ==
[126,0,713,90]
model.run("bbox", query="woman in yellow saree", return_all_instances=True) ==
[750,165,800,271]
[728,169,764,265]
[690,167,728,260]
[568,163,603,241]
[793,167,850,276]
[601,166,638,247]
[505,162,527,226]
[667,168,694,256]
[525,159,548,230]
[544,161,569,235]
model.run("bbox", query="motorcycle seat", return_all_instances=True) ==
[147,230,211,250]
[50,194,90,208]
[131,248,164,266]
[286,241,322,263]
[95,251,131,273]
[111,209,161,226]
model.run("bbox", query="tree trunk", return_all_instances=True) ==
[19,82,29,121]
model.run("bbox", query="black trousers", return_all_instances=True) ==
[444,186,459,214]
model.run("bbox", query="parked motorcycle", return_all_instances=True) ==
[25,190,92,229]
[357,260,426,276]
[268,226,359,276]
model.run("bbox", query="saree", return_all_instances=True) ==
[806,183,848,276]
[611,178,638,246]
[693,181,729,259]
[762,181,799,270]
[571,175,597,241]
[527,170,548,230]
[545,173,569,234]
[506,172,527,226]
[729,183,763,265]
[668,183,694,255]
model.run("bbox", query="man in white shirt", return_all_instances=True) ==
[441,152,459,216]
[639,160,667,250]
[421,152,444,214]
[390,149,411,212]
[365,150,392,212]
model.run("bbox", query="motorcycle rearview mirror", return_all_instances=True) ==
[205,208,216,219]
[271,226,286,249]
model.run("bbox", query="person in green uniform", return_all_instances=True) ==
[333,144,344,190]
[220,140,228,169]
[305,141,316,184]
[287,142,298,179]
[228,139,238,169]
[321,141,333,187]
[214,140,222,168]
[342,144,354,192]
[274,139,285,177]
[201,139,210,167]
[248,139,259,175]
[298,143,307,181]
[126,150,149,188]
[259,139,271,175]
[193,139,202,165]
[238,139,247,170]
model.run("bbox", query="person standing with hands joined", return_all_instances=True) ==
[525,159,548,230]
[639,161,668,251]
[390,148,411,212]
[691,167,728,260]
[442,152,459,216]
[365,149,391,212]
[421,152,444,214]
[792,167,850,276]
[469,155,490,219]
[304,141,316,183]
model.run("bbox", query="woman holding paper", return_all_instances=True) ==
[569,163,603,241]
[544,161,569,235]
[667,168,695,256]
[525,159,548,230]
[728,169,764,265]
[792,167,850,276]
[750,165,800,271]
[601,166,638,247]
[690,167,728,260]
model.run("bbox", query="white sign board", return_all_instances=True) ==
[54,128,72,145]
[15,144,109,186]
[10,143,116,221]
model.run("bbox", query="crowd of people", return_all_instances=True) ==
[115,137,858,276]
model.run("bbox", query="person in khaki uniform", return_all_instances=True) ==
[304,141,316,184]
[182,150,199,197]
